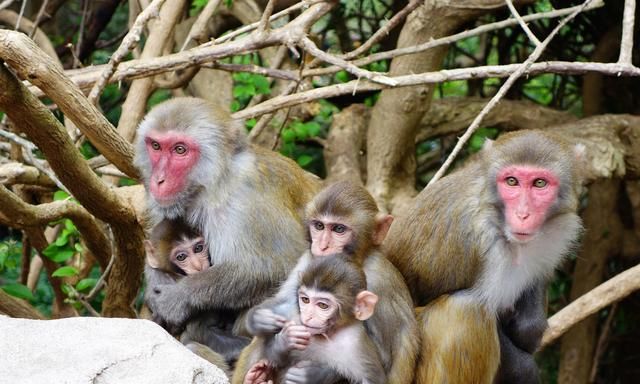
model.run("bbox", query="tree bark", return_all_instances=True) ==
[558,179,623,384]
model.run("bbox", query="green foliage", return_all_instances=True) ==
[1,283,35,301]
[52,266,79,278]
[231,72,271,112]
[42,191,82,264]
[148,89,172,108]
[468,127,499,153]
[280,100,339,175]
[190,0,209,16]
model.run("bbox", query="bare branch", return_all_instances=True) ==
[0,30,139,178]
[258,0,276,33]
[180,0,222,50]
[88,0,166,104]
[618,0,636,64]
[541,262,640,348]
[430,0,599,185]
[505,0,540,46]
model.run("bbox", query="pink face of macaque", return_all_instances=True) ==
[170,237,209,275]
[297,287,339,335]
[145,130,201,205]
[496,165,560,243]
[309,217,353,257]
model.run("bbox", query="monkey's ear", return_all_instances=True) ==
[144,240,160,269]
[354,290,378,321]
[372,214,394,245]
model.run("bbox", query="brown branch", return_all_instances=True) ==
[540,262,640,348]
[0,30,139,178]
[88,0,167,104]
[180,0,222,50]
[0,162,56,188]
[0,289,45,319]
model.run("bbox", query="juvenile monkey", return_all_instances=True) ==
[143,218,251,367]
[236,180,418,384]
[239,254,386,384]
[134,97,320,349]
[144,218,209,277]
[384,130,585,383]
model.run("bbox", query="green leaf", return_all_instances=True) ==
[252,76,271,95]
[45,249,75,263]
[281,129,296,143]
[76,278,97,292]
[1,283,35,301]
[304,122,321,137]
[52,266,79,277]
[55,232,70,247]
[296,155,313,167]
[74,243,83,252]
[335,70,349,83]
[233,83,256,99]
[64,219,77,232]
[245,118,257,130]
[53,190,70,201]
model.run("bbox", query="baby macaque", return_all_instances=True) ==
[239,254,386,384]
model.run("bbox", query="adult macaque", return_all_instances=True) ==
[236,180,418,384]
[239,255,386,384]
[135,97,320,360]
[143,218,251,367]
[384,130,584,383]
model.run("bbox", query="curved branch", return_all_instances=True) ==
[0,30,139,178]
[0,289,45,319]
[541,262,640,349]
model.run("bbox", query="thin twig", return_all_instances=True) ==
[75,0,90,64]
[505,0,540,46]
[427,0,595,187]
[29,0,49,38]
[0,129,69,193]
[589,303,618,383]
[300,36,398,86]
[258,0,276,33]
[0,0,14,12]
[303,0,604,78]
[87,0,167,105]
[618,0,636,64]
[180,0,222,51]
[13,0,26,30]
[271,52,308,150]
[86,253,115,300]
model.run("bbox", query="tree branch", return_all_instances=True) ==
[541,262,640,348]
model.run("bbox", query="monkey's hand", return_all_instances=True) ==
[149,283,190,327]
[248,308,287,335]
[244,359,274,384]
[278,321,311,351]
[283,361,340,384]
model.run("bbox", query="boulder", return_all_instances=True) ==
[0,316,229,384]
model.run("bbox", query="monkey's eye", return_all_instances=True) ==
[333,224,347,234]
[313,221,324,231]
[150,141,161,150]
[175,252,187,262]
[533,179,547,188]
[300,296,310,304]
[193,242,204,253]
[505,177,518,186]
[317,302,329,310]
[174,144,187,155]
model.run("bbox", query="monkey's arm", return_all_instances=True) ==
[499,281,548,353]
[151,256,291,326]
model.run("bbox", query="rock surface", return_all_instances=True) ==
[0,316,229,384]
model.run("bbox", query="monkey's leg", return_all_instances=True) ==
[494,326,540,384]
[414,294,500,384]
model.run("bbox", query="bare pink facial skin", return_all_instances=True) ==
[298,288,337,335]
[171,237,208,275]
[496,165,559,242]
[145,130,201,204]
[309,217,353,256]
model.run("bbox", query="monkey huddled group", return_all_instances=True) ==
[135,97,585,384]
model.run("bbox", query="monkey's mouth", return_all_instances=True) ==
[512,232,534,242]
